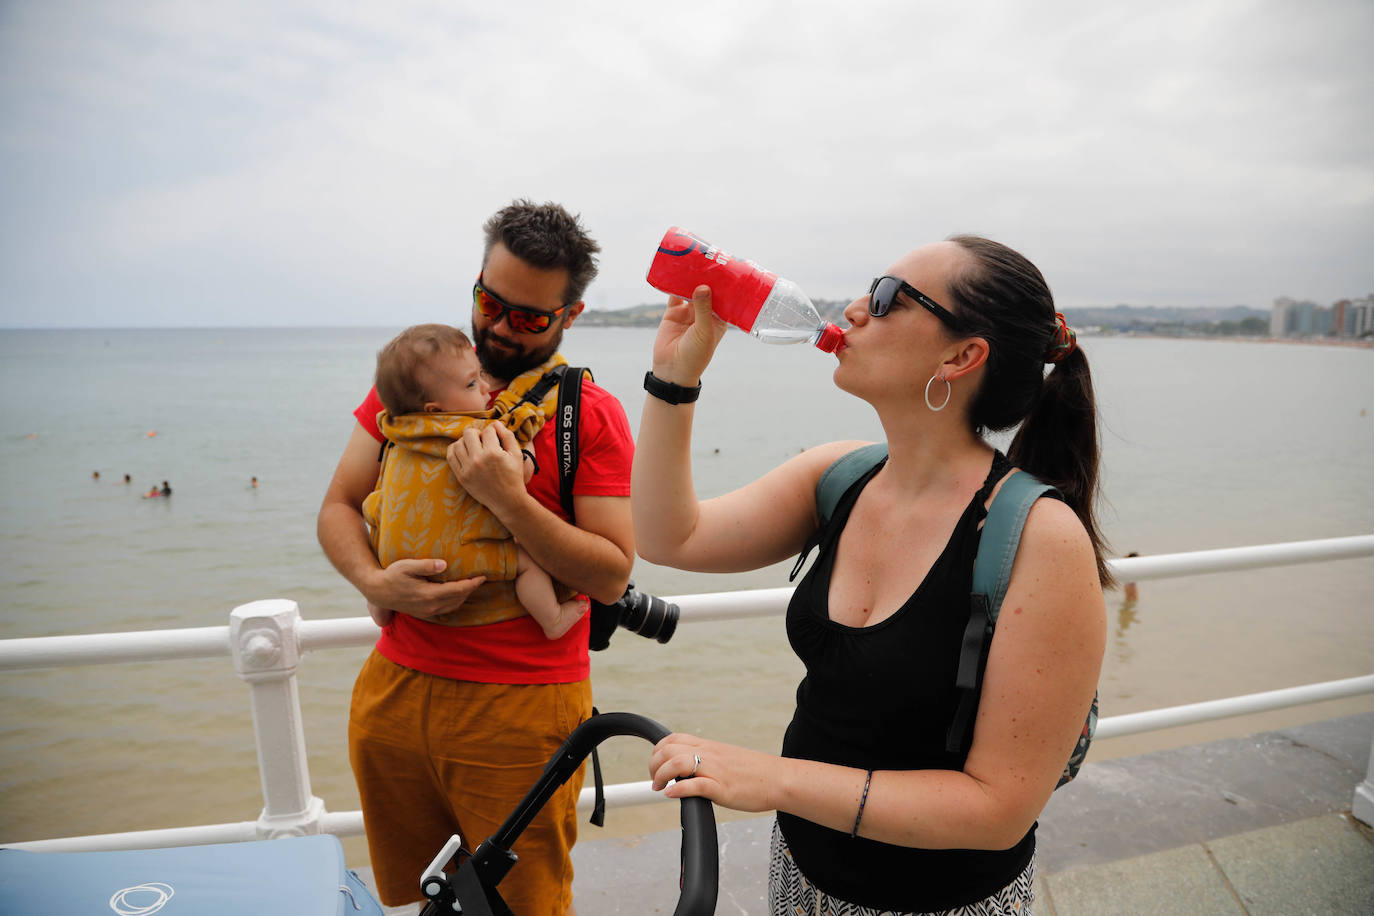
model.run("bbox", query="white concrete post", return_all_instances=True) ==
[1354,727,1374,827]
[229,599,325,838]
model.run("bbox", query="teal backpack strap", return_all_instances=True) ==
[945,471,1055,756]
[973,471,1053,617]
[815,443,888,525]
[790,443,888,581]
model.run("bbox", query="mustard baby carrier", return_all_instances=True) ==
[362,355,578,627]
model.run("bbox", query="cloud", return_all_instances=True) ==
[1,0,1371,327]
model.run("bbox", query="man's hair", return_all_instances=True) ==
[482,199,601,304]
[375,323,473,416]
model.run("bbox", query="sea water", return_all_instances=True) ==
[1,326,1372,851]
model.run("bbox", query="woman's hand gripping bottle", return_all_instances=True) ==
[646,227,844,353]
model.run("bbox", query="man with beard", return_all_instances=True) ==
[317,200,634,915]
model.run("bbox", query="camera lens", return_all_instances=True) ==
[618,588,678,644]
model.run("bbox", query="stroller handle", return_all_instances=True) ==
[422,711,719,916]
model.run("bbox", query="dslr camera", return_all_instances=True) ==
[588,580,679,651]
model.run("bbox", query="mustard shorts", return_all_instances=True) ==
[348,651,593,912]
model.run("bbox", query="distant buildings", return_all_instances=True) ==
[1270,295,1374,339]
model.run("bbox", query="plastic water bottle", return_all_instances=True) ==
[646,227,845,353]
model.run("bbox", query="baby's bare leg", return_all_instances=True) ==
[515,545,588,640]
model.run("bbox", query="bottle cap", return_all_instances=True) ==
[814,323,845,353]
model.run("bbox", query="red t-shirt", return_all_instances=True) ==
[354,376,633,684]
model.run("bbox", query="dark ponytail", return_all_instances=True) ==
[945,236,1114,587]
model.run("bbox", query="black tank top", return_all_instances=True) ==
[778,451,1035,912]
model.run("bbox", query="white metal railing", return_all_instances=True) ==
[2,536,1373,853]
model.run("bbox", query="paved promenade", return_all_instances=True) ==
[369,712,1374,914]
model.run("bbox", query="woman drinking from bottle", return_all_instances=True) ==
[635,235,1108,915]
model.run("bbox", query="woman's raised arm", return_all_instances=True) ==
[632,287,864,572]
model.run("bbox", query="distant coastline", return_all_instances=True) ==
[577,301,1373,346]
[1079,331,1373,348]
[575,303,671,328]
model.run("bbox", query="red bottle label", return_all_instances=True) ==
[645,227,777,332]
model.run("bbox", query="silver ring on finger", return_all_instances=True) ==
[689,754,701,778]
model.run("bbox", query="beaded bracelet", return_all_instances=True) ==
[850,769,873,838]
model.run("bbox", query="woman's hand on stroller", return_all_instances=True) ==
[649,732,778,812]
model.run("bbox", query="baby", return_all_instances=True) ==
[363,323,588,639]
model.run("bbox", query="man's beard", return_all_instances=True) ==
[473,322,565,384]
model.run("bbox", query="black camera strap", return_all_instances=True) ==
[555,367,589,522]
[551,366,610,826]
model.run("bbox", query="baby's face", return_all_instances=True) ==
[422,348,490,413]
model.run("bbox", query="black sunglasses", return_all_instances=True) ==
[473,275,569,334]
[868,276,964,331]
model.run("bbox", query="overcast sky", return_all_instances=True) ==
[1,0,1371,328]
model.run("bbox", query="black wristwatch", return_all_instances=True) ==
[643,371,702,405]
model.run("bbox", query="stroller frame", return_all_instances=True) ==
[418,711,718,916]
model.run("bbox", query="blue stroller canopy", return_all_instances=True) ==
[0,833,382,915]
